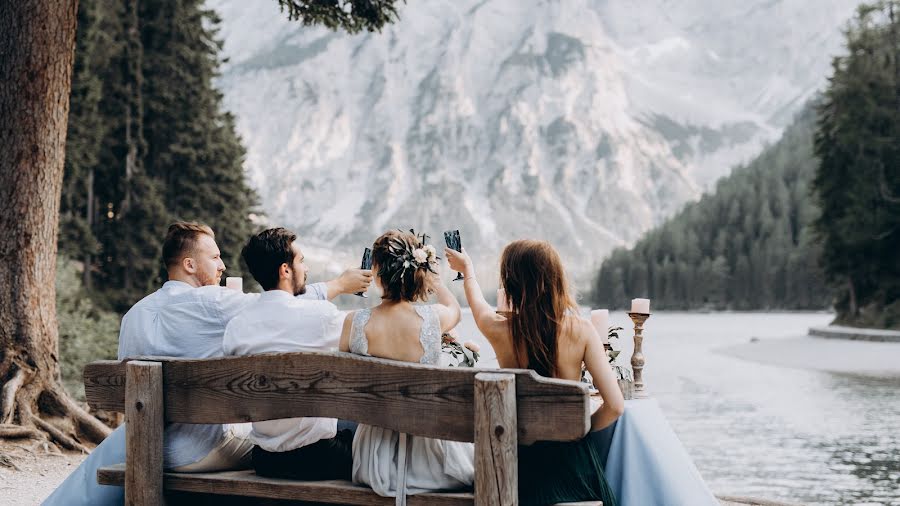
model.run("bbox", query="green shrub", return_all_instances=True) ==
[57,257,120,400]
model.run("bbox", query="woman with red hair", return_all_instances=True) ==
[447,240,623,506]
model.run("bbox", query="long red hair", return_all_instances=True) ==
[500,240,578,377]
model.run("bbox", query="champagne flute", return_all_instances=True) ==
[355,247,373,297]
[443,230,464,281]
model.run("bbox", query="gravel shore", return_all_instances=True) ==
[0,441,87,506]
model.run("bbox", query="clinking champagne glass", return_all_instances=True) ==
[355,247,373,297]
[443,230,464,281]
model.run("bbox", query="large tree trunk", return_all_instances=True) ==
[0,0,110,450]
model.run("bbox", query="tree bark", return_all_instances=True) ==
[0,0,107,449]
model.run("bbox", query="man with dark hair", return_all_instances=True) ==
[223,228,354,480]
[46,221,372,505]
[118,221,371,472]
[241,227,307,293]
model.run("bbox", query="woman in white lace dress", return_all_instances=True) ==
[338,230,474,502]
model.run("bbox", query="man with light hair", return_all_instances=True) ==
[45,221,372,505]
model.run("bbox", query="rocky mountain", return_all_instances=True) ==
[208,0,863,283]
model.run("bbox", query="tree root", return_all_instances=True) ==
[48,388,111,442]
[0,424,41,439]
[0,372,110,453]
[0,368,26,425]
[0,453,22,471]
[28,414,89,454]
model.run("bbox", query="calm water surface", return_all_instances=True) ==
[456,311,900,506]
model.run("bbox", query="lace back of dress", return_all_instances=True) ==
[349,309,372,356]
[414,305,442,365]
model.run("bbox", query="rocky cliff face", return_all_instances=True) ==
[209,0,861,280]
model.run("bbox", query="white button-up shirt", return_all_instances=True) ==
[222,289,343,452]
[117,280,327,468]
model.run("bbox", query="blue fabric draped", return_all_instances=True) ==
[42,425,125,505]
[604,399,719,506]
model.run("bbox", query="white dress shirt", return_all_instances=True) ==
[222,289,344,453]
[117,280,327,468]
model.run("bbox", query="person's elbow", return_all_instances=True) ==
[609,396,625,418]
[448,304,462,328]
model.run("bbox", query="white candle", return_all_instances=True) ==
[590,309,609,334]
[497,288,510,312]
[630,298,650,314]
[590,309,610,344]
[225,277,243,292]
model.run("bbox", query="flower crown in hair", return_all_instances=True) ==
[380,229,438,285]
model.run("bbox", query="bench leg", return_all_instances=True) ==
[474,372,518,506]
[125,360,165,505]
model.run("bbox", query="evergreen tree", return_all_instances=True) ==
[814,1,900,328]
[60,0,124,288]
[61,0,258,310]
[592,103,831,311]
[139,0,257,285]
[3,0,404,449]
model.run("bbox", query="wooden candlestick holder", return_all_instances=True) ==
[627,312,650,399]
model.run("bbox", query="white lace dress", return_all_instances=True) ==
[349,305,474,503]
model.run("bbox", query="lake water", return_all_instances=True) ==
[456,311,900,506]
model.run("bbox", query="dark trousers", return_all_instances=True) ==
[252,422,356,481]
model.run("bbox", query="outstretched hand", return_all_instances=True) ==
[444,247,474,279]
[335,267,373,295]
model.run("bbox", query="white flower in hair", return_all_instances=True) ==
[424,244,437,260]
[413,248,428,264]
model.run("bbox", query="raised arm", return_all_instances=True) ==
[445,247,507,342]
[323,268,373,300]
[428,269,462,332]
[581,318,625,430]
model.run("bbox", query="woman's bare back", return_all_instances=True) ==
[355,304,435,363]
[487,314,588,382]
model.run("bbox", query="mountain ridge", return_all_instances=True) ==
[207,0,863,280]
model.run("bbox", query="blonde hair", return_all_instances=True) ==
[162,221,214,269]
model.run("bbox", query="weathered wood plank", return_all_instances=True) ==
[474,373,517,506]
[84,359,127,408]
[85,351,589,444]
[98,465,473,506]
[125,361,164,506]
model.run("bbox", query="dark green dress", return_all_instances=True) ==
[518,432,618,506]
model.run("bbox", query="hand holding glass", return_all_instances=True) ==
[355,247,373,297]
[443,230,464,281]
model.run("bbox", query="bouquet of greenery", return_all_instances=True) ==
[582,326,632,390]
[441,332,480,367]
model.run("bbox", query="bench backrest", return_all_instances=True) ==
[84,350,591,444]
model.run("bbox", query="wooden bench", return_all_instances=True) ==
[84,351,599,505]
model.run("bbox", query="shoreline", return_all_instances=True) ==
[715,335,900,378]
[809,324,900,343]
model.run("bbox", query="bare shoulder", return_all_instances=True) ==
[481,313,510,341]
[564,315,596,343]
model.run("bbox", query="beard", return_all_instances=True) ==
[293,270,307,296]
[198,269,220,287]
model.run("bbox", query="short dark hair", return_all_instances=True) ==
[241,227,298,290]
[162,222,214,270]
